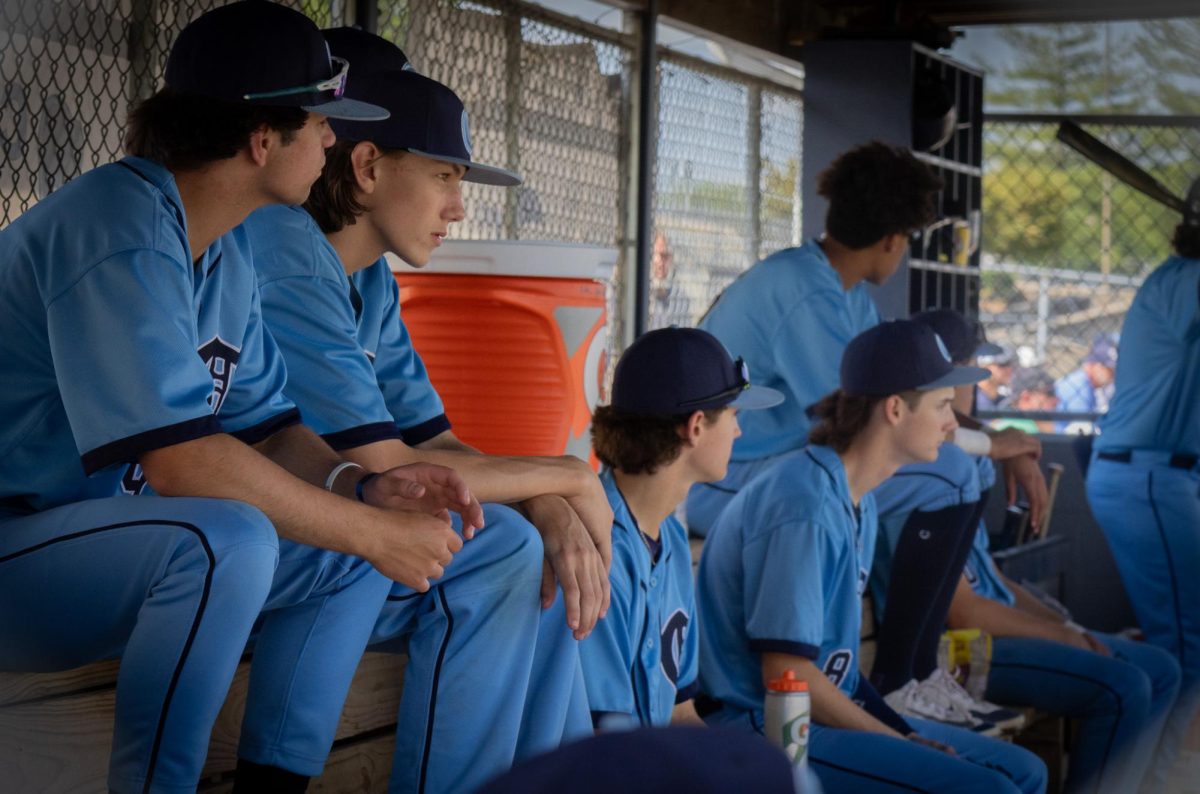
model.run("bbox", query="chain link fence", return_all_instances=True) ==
[979,115,1200,431]
[649,53,803,331]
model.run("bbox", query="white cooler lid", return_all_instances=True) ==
[387,240,616,281]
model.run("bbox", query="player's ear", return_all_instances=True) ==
[351,141,384,196]
[246,124,273,167]
[881,232,906,254]
[680,410,706,446]
[882,394,906,427]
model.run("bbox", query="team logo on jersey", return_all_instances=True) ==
[197,336,241,414]
[823,649,854,687]
[660,608,690,684]
[122,463,147,495]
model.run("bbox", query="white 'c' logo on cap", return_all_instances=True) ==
[460,109,473,157]
[934,333,952,363]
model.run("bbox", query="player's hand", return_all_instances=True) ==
[908,734,957,756]
[363,508,464,592]
[362,463,485,538]
[1003,454,1048,534]
[523,494,610,640]
[561,463,615,575]
[989,427,1042,461]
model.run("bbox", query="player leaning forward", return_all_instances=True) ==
[0,4,481,793]
[240,29,613,794]
[696,320,1047,794]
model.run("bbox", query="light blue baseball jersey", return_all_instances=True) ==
[698,240,881,462]
[1055,368,1101,414]
[697,445,877,712]
[0,157,298,514]
[1096,256,1200,454]
[579,469,699,726]
[241,205,449,449]
[868,443,981,618]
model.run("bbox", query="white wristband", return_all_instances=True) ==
[324,461,364,492]
[953,427,993,457]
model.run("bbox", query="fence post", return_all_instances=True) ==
[747,84,761,263]
[1036,272,1049,362]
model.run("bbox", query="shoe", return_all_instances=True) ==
[883,679,1000,736]
[921,668,1026,732]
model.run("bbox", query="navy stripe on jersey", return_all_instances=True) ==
[0,519,215,794]
[401,415,452,447]
[81,415,221,475]
[322,421,405,451]
[749,638,820,659]
[675,680,700,704]
[229,408,302,446]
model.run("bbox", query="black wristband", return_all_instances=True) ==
[355,471,380,503]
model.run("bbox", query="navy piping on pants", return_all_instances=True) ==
[1147,471,1187,672]
[0,519,215,794]
[990,660,1120,794]
[418,587,454,794]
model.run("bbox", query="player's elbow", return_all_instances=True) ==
[138,435,222,496]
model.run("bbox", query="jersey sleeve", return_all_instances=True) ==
[744,520,833,659]
[371,273,450,445]
[257,273,403,449]
[578,544,638,718]
[49,250,223,474]
[213,281,300,444]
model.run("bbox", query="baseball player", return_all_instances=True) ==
[695,320,1047,794]
[686,142,1048,539]
[1085,206,1200,783]
[0,4,481,792]
[240,29,613,793]
[870,309,1181,793]
[569,328,782,729]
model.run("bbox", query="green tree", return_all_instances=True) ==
[1134,18,1200,115]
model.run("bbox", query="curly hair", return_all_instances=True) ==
[591,406,724,475]
[817,142,943,249]
[808,389,922,452]
[124,88,306,171]
[1172,220,1200,259]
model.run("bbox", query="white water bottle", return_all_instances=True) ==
[764,669,811,766]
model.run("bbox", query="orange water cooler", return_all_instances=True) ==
[390,241,616,464]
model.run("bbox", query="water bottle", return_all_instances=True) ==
[764,669,810,766]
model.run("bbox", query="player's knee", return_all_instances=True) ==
[1095,664,1154,721]
[190,498,278,550]
[479,503,544,576]
[1001,744,1049,794]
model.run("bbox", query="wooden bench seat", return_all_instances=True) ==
[0,652,406,793]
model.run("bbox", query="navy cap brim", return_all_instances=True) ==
[407,148,523,186]
[729,384,784,410]
[302,96,390,121]
[919,364,990,391]
[972,340,1003,358]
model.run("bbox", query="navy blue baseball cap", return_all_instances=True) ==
[323,26,413,74]
[912,309,1002,364]
[326,68,522,186]
[841,319,989,397]
[611,327,783,415]
[1085,333,1119,368]
[165,1,388,121]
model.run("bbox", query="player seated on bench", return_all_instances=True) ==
[871,309,1181,794]
[570,328,781,730]
[694,319,1047,794]
[239,29,614,794]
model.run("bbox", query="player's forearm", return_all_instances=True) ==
[343,437,596,506]
[140,431,378,557]
[946,578,1070,643]
[670,699,705,726]
[1009,579,1070,623]
[761,653,902,737]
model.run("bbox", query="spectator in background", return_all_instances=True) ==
[974,347,1014,412]
[995,368,1059,435]
[650,231,692,328]
[1055,333,1118,415]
